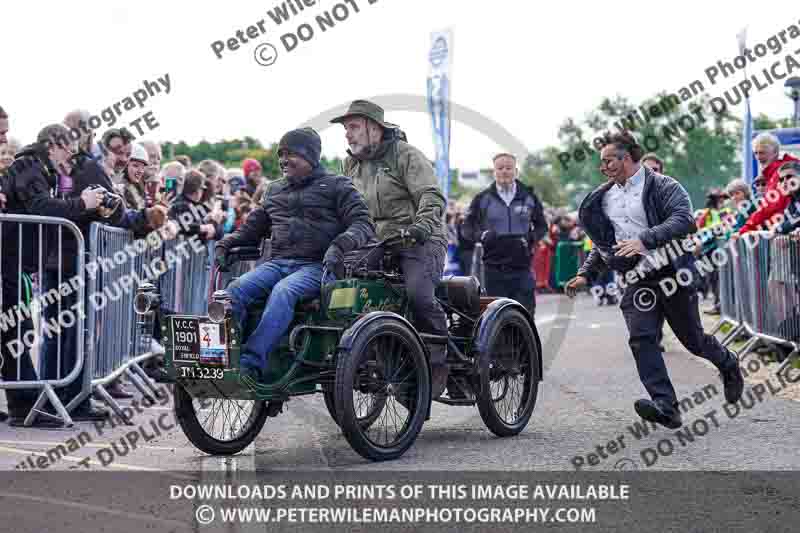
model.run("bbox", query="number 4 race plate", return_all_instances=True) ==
[199,323,227,366]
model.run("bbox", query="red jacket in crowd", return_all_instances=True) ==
[739,153,798,234]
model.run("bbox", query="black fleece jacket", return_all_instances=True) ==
[216,166,375,261]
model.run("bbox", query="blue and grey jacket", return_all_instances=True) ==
[576,166,698,283]
[463,180,546,269]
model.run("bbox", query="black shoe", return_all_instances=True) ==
[430,364,449,399]
[658,344,666,352]
[8,416,65,428]
[445,375,467,400]
[71,407,110,422]
[266,401,283,417]
[720,358,744,404]
[606,296,619,306]
[0,411,7,422]
[634,399,682,429]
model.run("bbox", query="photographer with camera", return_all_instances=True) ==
[1,124,111,425]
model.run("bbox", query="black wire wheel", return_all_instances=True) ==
[174,384,269,455]
[475,308,539,437]
[335,318,430,461]
[323,384,387,429]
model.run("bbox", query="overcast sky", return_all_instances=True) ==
[4,0,799,171]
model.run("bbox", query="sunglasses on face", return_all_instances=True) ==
[755,181,767,187]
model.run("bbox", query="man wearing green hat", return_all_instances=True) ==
[331,100,450,399]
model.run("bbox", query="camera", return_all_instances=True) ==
[87,185,123,213]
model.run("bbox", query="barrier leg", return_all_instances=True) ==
[125,367,157,403]
[64,388,93,414]
[707,318,726,336]
[734,336,761,362]
[130,361,160,393]
[774,349,799,379]
[93,384,134,425]
[720,323,744,347]
[25,385,74,427]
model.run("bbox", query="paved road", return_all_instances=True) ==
[1,293,798,473]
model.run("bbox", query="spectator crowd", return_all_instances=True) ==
[0,104,275,426]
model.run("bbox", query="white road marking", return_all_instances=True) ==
[0,440,177,451]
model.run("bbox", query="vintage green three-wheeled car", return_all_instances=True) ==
[134,239,543,462]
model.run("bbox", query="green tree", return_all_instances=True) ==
[753,113,793,130]
[520,153,567,207]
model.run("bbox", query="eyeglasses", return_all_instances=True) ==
[107,144,128,156]
[779,173,797,182]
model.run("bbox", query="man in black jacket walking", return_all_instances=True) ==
[216,128,375,382]
[463,153,546,317]
[565,132,743,429]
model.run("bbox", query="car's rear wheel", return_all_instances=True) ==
[475,308,539,437]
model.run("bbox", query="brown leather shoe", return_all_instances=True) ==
[108,380,134,399]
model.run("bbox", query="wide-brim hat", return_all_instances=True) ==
[330,99,389,128]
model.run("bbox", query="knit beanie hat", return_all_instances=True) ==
[278,128,321,167]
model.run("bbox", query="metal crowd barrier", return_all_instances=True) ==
[470,243,486,294]
[87,223,165,420]
[707,242,739,343]
[0,214,86,426]
[710,231,800,378]
[160,237,210,315]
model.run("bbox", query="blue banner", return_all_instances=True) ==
[427,30,452,203]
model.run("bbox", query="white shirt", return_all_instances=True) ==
[497,181,517,206]
[601,166,656,273]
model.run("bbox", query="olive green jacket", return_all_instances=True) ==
[343,138,446,246]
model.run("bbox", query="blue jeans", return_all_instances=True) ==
[227,259,326,371]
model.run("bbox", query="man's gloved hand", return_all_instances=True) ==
[214,247,229,271]
[399,225,429,247]
[480,229,497,246]
[323,244,345,280]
